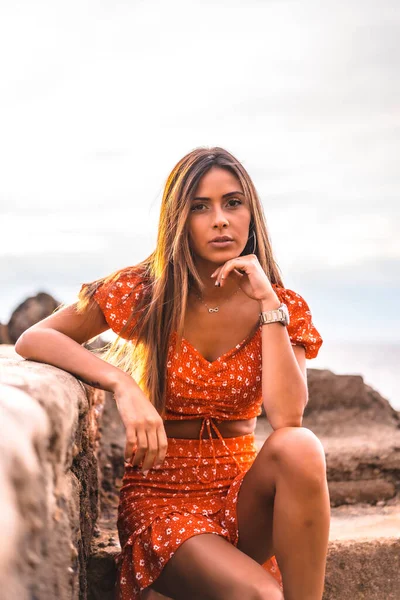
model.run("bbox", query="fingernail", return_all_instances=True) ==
[215,281,220,286]
[142,470,149,476]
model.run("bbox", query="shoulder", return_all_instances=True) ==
[93,264,149,303]
[79,264,150,340]
[272,283,312,314]
[271,283,323,359]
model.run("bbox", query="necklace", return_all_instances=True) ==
[193,286,242,313]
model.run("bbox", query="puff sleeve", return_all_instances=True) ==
[272,284,323,359]
[79,266,147,340]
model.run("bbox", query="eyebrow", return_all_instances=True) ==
[192,191,245,201]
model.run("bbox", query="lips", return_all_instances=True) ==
[209,236,233,242]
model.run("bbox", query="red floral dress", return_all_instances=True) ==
[80,266,323,598]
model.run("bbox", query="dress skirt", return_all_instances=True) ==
[114,432,283,599]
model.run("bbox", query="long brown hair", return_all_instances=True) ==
[75,146,284,416]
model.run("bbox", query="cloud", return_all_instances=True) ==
[0,0,399,340]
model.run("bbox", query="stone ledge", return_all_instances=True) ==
[324,538,400,600]
[0,346,105,600]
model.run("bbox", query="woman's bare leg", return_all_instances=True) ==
[141,590,173,600]
[149,533,284,600]
[141,589,173,600]
[236,426,330,600]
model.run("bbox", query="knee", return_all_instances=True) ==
[231,582,283,600]
[256,585,284,600]
[248,584,284,600]
[264,426,327,486]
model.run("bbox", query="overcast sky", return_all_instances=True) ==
[1,0,399,344]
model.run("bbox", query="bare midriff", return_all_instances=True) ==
[163,417,257,439]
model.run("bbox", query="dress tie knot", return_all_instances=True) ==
[194,416,244,484]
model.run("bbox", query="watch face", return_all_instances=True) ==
[281,303,290,325]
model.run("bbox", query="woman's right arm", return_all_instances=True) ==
[14,301,168,475]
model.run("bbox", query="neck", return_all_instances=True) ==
[190,264,242,303]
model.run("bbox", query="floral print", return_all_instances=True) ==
[80,265,323,598]
[81,265,323,359]
[115,434,282,599]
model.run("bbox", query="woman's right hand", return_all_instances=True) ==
[112,375,168,475]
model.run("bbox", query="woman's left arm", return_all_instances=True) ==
[212,254,317,431]
[258,293,308,430]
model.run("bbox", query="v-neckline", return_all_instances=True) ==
[177,323,262,367]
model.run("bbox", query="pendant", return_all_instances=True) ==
[208,307,219,313]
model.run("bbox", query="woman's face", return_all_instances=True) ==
[187,166,252,266]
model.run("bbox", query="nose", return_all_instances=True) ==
[212,206,229,229]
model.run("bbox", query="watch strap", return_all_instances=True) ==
[259,303,289,326]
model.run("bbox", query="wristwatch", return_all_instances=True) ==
[259,303,290,326]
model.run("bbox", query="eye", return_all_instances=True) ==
[228,198,242,207]
[190,198,243,212]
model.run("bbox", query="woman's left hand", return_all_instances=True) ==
[211,254,279,303]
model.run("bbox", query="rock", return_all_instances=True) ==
[2,292,109,351]
[7,292,61,343]
[324,533,400,600]
[96,392,126,513]
[327,479,396,506]
[0,322,11,344]
[261,368,399,431]
[305,368,400,433]
[0,345,105,599]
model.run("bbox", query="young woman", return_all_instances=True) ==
[15,147,329,600]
